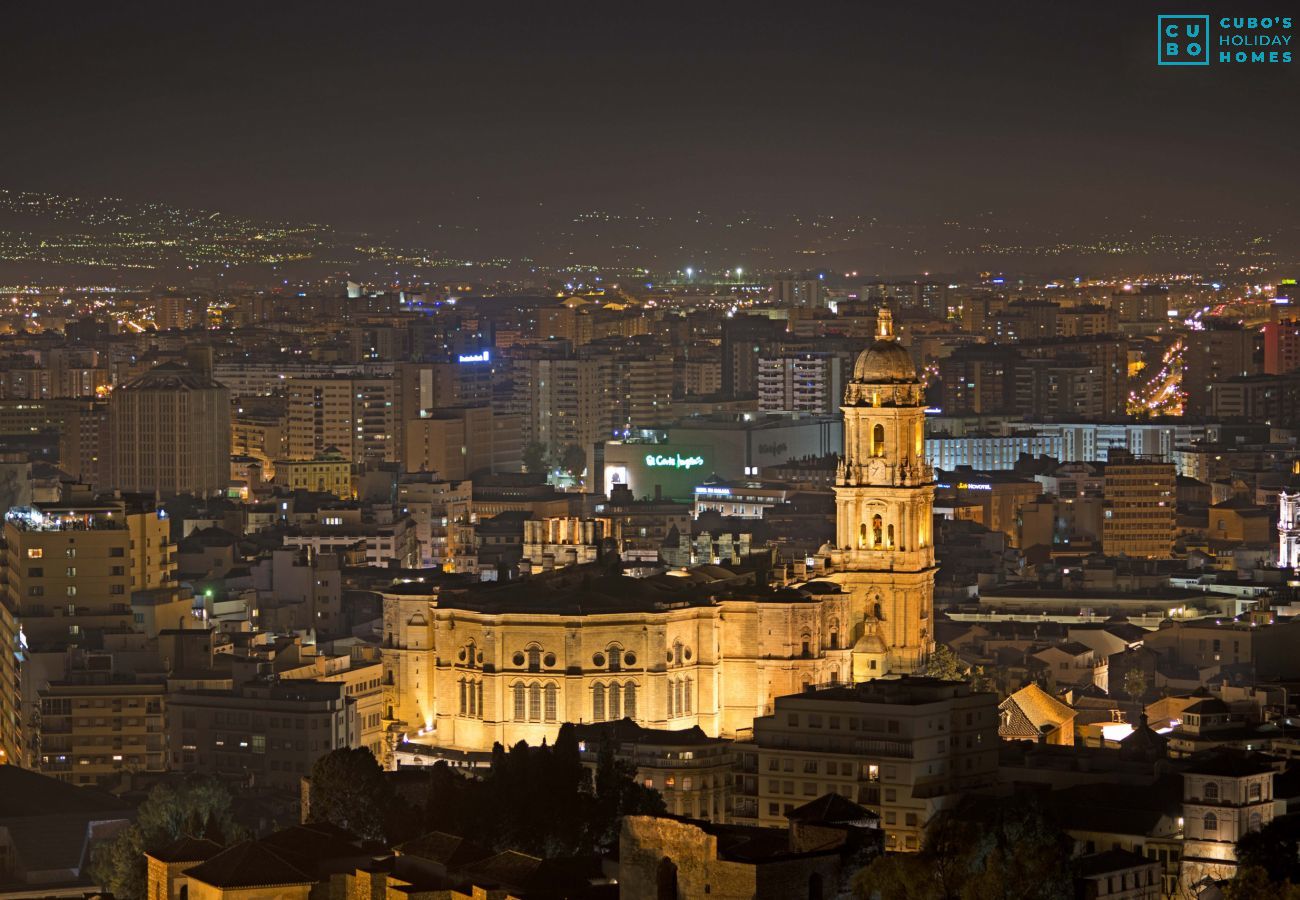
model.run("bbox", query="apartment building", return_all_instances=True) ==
[734,678,999,852]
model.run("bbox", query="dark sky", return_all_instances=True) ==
[2,1,1297,238]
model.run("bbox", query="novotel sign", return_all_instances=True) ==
[645,453,705,470]
[457,350,491,363]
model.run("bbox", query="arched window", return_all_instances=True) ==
[544,683,558,722]
[887,524,895,549]
[673,640,684,667]
[593,683,606,721]
[801,632,812,659]
[872,515,883,547]
[609,683,622,719]
[684,677,693,716]
[528,683,542,721]
[476,681,483,718]
[513,683,526,721]
[858,522,867,548]
[527,645,541,673]
[829,620,840,650]
[656,857,678,900]
[458,679,467,715]
[1204,782,1219,801]
[466,641,477,669]
[608,646,622,672]
[625,682,638,719]
[1204,812,1218,833]
[873,600,884,620]
[872,423,885,457]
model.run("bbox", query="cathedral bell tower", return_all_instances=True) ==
[827,308,936,678]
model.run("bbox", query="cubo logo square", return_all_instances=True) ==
[1158,15,1211,65]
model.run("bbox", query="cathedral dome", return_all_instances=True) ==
[851,340,915,383]
[850,306,916,383]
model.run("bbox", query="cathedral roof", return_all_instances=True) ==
[852,632,887,654]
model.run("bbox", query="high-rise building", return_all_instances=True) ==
[403,406,523,480]
[285,375,397,465]
[757,353,845,414]
[1262,311,1300,375]
[1102,451,1175,558]
[0,496,176,767]
[720,316,786,399]
[507,354,608,466]
[1184,320,1260,416]
[771,277,823,308]
[108,362,231,497]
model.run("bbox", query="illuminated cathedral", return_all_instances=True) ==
[380,308,935,762]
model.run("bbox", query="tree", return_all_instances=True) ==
[852,795,1073,900]
[89,778,246,900]
[560,444,587,479]
[522,441,548,474]
[1236,815,1300,885]
[923,644,968,682]
[1224,866,1300,899]
[412,727,664,858]
[307,747,407,842]
[1122,668,1148,704]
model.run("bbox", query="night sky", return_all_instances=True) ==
[3,2,1297,242]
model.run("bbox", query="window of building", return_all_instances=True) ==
[513,683,526,721]
[593,683,606,721]
[26,548,42,559]
[624,683,637,719]
[1204,782,1219,801]
[1204,813,1218,833]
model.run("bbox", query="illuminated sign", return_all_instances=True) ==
[695,486,732,496]
[457,350,491,363]
[645,453,705,470]
[957,482,991,491]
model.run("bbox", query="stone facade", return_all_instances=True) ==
[379,312,937,760]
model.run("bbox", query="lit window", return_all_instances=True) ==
[26,548,42,559]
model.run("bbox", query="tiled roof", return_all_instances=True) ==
[148,836,223,864]
[999,683,1074,739]
[184,840,314,889]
